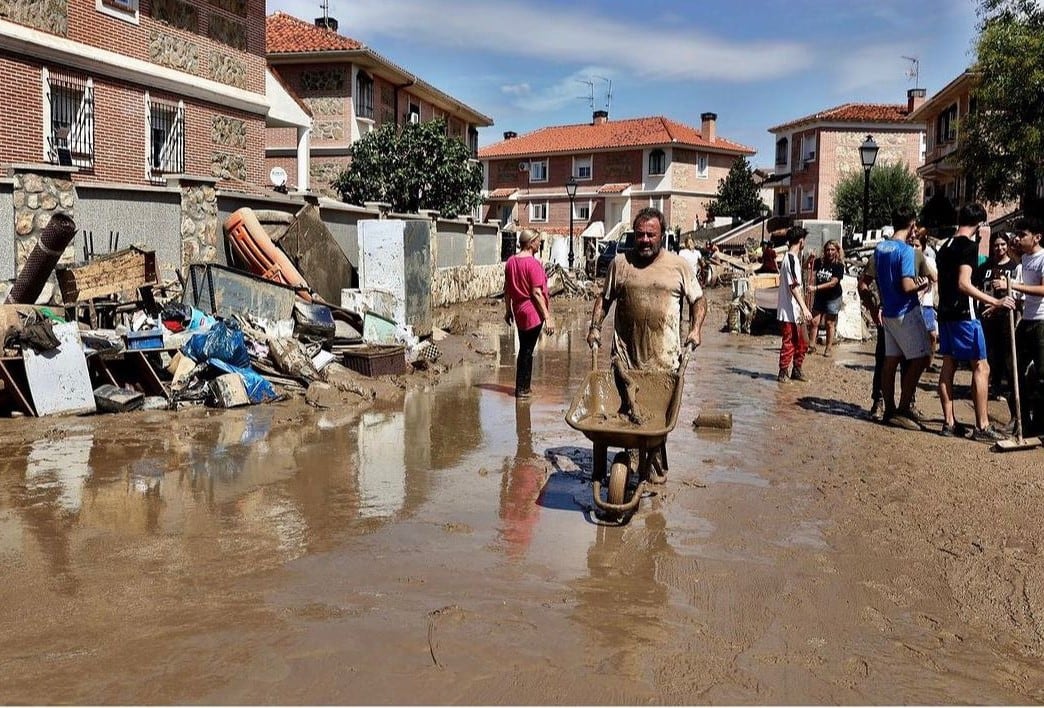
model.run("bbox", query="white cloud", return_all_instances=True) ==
[275,0,814,83]
[500,83,531,97]
[831,43,915,94]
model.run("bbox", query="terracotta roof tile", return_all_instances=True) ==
[487,188,518,199]
[479,116,754,158]
[266,12,364,53]
[768,103,911,132]
[598,183,632,194]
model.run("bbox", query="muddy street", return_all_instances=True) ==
[2,290,1044,704]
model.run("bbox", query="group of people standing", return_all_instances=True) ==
[856,203,1044,441]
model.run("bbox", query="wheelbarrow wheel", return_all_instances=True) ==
[607,452,630,506]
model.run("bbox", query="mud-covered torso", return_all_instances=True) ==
[604,250,697,372]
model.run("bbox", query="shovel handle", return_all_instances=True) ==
[590,341,599,371]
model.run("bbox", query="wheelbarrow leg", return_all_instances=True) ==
[592,442,607,484]
[647,443,668,484]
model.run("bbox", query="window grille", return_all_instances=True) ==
[146,95,184,177]
[45,69,94,168]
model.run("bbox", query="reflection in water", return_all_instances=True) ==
[355,410,406,519]
[570,513,673,660]
[498,400,545,558]
[26,432,94,514]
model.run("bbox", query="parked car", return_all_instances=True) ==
[595,232,635,277]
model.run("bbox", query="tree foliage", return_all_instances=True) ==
[706,156,766,221]
[331,118,482,217]
[959,0,1044,211]
[832,162,921,233]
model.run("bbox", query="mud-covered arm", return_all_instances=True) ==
[686,296,706,348]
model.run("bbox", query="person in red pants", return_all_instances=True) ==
[777,226,813,382]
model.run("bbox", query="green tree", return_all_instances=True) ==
[706,156,766,221]
[959,0,1044,212]
[331,118,482,217]
[832,162,921,233]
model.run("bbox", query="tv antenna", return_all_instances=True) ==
[593,75,613,114]
[577,79,595,110]
[902,55,920,88]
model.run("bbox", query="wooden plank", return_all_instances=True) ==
[56,248,157,302]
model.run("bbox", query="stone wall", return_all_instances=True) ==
[0,0,67,36]
[429,219,504,306]
[11,166,77,272]
[177,179,219,266]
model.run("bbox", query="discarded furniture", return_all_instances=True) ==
[357,219,432,337]
[279,203,355,304]
[55,247,157,302]
[23,321,96,416]
[184,262,298,323]
[88,348,172,399]
[223,207,312,300]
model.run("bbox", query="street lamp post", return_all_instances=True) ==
[859,135,879,242]
[566,176,578,271]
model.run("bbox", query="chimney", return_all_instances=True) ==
[503,131,518,140]
[592,110,609,125]
[907,88,926,114]
[701,112,717,143]
[314,16,338,31]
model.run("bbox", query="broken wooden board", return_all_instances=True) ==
[55,247,157,302]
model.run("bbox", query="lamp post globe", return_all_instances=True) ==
[859,135,879,242]
[566,176,578,270]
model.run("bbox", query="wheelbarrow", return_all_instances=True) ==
[565,344,691,518]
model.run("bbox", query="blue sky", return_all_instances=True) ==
[267,0,981,166]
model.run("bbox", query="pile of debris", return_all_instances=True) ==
[0,206,441,418]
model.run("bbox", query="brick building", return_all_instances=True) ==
[478,110,754,236]
[265,12,493,198]
[767,90,927,223]
[0,0,269,188]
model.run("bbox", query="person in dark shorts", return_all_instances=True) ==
[806,239,845,356]
[935,203,1015,441]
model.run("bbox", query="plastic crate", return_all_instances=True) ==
[342,345,406,377]
[125,330,164,351]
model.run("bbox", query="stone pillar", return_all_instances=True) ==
[169,176,219,269]
[10,164,79,274]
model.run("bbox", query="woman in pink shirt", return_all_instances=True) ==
[504,229,555,398]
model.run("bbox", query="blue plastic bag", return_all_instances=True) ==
[208,359,278,404]
[183,319,250,369]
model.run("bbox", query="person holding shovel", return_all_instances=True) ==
[777,226,813,382]
[1007,217,1044,436]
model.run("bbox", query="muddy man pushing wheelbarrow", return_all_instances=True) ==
[569,207,706,519]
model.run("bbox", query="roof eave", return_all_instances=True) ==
[905,70,980,122]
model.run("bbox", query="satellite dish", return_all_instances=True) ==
[269,166,287,187]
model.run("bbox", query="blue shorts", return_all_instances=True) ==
[939,320,987,361]
[922,306,938,334]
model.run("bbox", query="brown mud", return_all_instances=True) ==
[1,289,1044,704]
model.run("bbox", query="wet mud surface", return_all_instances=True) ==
[3,290,1044,703]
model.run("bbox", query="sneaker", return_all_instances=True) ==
[940,421,969,438]
[869,400,886,422]
[823,346,833,357]
[790,367,808,382]
[887,412,922,431]
[971,424,1007,443]
[777,368,790,383]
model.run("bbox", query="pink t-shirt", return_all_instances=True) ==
[504,255,549,332]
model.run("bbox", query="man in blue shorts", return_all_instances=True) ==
[859,207,932,429]
[935,203,1015,441]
